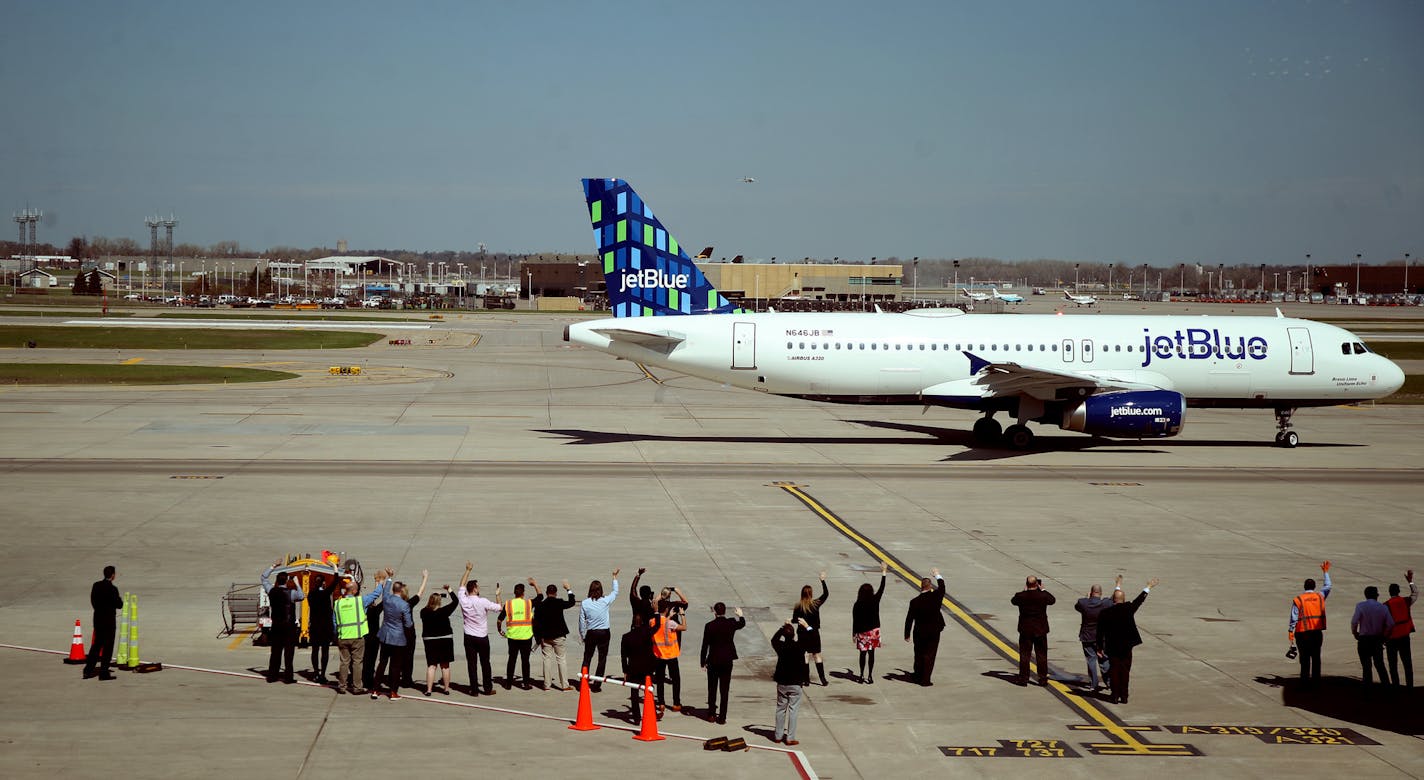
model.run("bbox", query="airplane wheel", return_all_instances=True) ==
[972,417,1002,444]
[1281,430,1299,448]
[1005,424,1033,450]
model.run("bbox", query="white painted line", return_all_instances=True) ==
[2,642,815,775]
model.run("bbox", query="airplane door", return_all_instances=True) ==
[1061,339,1075,363]
[1287,327,1314,375]
[731,321,756,369]
[1081,339,1094,363]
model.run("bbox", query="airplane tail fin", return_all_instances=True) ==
[581,178,739,317]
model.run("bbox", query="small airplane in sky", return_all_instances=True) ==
[1064,290,1098,306]
[740,176,756,183]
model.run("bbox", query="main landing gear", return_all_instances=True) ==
[1273,407,1299,448]
[972,414,1035,450]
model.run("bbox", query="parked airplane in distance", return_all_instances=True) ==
[1064,290,1098,306]
[992,287,1025,304]
[567,178,1405,449]
[959,288,993,302]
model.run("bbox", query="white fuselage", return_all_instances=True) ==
[567,310,1405,408]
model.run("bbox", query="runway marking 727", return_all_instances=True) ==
[770,481,1199,757]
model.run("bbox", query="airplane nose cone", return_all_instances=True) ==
[1377,356,1406,396]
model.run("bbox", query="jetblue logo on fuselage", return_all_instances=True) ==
[619,269,689,293]
[1140,327,1268,368]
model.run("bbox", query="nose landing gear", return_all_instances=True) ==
[1273,408,1299,448]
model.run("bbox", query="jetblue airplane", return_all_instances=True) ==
[565,178,1405,449]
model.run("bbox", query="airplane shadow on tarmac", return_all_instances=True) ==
[1255,675,1422,736]
[538,420,1361,463]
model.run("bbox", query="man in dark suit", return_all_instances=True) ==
[262,560,306,684]
[903,568,945,686]
[620,618,656,723]
[1011,575,1056,686]
[699,602,745,724]
[82,565,125,680]
[1096,577,1159,704]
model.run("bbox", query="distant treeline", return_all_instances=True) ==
[0,237,1371,292]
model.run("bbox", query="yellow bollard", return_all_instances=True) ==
[115,592,131,667]
[126,594,139,669]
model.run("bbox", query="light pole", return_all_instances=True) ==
[1405,252,1411,296]
[1178,263,1185,297]
[1259,264,1265,295]
[1217,264,1224,298]
[1074,263,1080,294]
[1355,253,1362,297]
[1107,263,1113,295]
[1273,272,1279,292]
[952,260,959,305]
[912,257,918,301]
[1305,253,1311,297]
[1142,263,1149,298]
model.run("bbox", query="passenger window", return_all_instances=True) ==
[1051,344,1058,352]
[799,342,805,349]
[931,344,938,351]
[1027,344,1034,351]
[990,344,997,351]
[1114,345,1121,352]
[810,343,817,350]
[919,344,925,351]
[870,344,877,350]
[823,343,829,350]
[787,342,793,349]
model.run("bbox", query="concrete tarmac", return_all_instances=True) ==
[0,306,1421,779]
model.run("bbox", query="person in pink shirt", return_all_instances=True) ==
[454,561,503,696]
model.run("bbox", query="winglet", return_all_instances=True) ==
[963,351,991,374]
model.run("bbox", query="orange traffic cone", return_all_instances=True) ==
[63,619,86,664]
[569,666,599,731]
[632,675,664,742]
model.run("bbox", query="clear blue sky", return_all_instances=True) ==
[3,1,1420,265]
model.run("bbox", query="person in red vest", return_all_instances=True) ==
[1385,569,1416,688]
[1288,561,1332,688]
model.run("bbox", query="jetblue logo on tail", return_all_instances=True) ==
[619,268,690,293]
[582,178,741,318]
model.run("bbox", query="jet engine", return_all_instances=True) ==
[1063,390,1185,439]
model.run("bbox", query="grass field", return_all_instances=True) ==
[151,312,432,323]
[1367,342,1424,361]
[0,310,132,318]
[0,363,298,385]
[1382,374,1424,404]
[0,326,382,350]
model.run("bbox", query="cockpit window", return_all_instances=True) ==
[1353,342,1368,354]
[1341,343,1351,355]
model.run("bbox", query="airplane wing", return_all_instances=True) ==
[589,327,686,351]
[920,352,1172,402]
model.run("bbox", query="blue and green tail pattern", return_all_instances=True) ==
[582,178,740,317]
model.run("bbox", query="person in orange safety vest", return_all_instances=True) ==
[651,594,687,712]
[1288,561,1332,687]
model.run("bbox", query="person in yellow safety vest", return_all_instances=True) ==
[333,571,386,695]
[498,583,535,690]
[651,596,687,712]
[1385,569,1416,688]
[1288,561,1332,688]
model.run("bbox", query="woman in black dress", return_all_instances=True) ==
[792,572,829,686]
[851,561,888,683]
[420,586,459,695]
[306,577,335,685]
